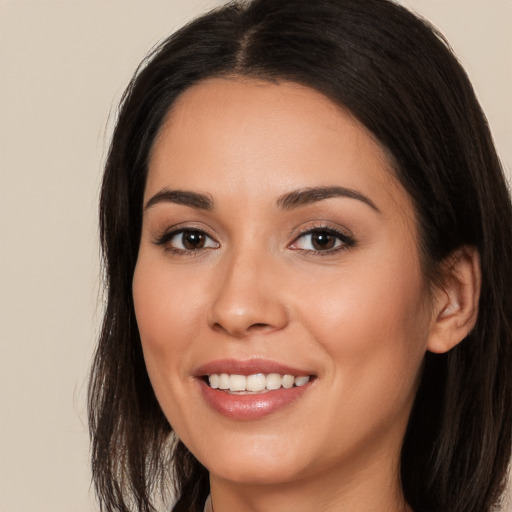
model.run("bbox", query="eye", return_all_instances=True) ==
[289,227,354,253]
[156,229,219,252]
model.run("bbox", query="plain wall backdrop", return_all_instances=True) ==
[0,1,510,511]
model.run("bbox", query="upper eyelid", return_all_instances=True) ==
[153,222,216,238]
[290,222,354,239]
[153,226,218,246]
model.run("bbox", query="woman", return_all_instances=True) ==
[88,0,512,511]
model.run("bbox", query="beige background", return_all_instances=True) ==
[0,1,510,511]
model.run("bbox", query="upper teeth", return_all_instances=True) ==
[208,373,310,393]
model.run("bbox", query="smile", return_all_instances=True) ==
[196,360,316,420]
[207,373,311,393]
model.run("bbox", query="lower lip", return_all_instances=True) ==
[199,379,313,420]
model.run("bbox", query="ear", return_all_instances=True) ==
[427,246,481,354]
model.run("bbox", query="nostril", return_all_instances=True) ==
[250,323,270,329]
[246,322,279,334]
[212,321,273,336]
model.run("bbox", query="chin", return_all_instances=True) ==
[189,434,312,486]
[207,456,306,486]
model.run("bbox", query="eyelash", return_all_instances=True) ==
[154,228,219,256]
[289,225,355,255]
[154,225,356,256]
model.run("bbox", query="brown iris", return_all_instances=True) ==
[310,231,337,250]
[181,230,207,250]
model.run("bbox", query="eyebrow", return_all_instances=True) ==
[145,189,214,211]
[144,185,379,213]
[276,186,380,212]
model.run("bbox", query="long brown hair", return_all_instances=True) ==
[89,1,512,510]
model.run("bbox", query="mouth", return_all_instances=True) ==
[203,373,311,394]
[195,359,316,420]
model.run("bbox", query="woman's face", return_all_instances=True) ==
[133,79,435,489]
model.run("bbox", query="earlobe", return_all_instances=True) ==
[427,246,481,354]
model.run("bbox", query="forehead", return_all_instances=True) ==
[146,78,412,222]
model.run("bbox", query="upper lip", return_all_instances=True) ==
[194,358,313,377]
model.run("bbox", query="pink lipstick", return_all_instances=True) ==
[195,358,315,420]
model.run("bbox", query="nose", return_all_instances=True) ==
[207,249,289,338]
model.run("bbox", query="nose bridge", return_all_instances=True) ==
[208,241,288,337]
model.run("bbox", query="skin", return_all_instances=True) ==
[132,78,478,512]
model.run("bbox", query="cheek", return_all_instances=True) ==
[132,256,202,385]
[296,250,429,405]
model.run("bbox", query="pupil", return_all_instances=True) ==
[183,231,205,250]
[312,232,335,250]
